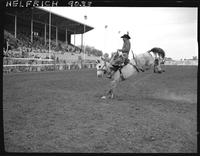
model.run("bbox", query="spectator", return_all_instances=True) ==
[3,38,8,57]
[3,38,11,57]
[56,57,59,63]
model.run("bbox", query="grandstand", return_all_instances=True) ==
[4,7,100,72]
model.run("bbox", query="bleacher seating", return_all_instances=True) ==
[4,30,87,57]
[4,30,100,66]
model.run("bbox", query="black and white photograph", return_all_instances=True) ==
[2,0,198,153]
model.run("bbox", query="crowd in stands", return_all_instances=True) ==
[3,30,100,73]
[4,30,84,59]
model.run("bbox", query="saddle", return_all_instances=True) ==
[110,58,130,81]
[111,58,130,72]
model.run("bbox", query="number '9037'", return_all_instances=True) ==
[68,1,92,7]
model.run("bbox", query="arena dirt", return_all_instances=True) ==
[3,66,197,153]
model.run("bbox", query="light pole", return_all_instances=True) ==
[118,30,121,51]
[104,25,108,54]
[84,15,87,61]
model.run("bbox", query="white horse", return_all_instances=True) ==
[96,47,165,99]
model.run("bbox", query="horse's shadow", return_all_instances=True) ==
[95,92,141,102]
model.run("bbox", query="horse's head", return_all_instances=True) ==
[149,47,166,64]
[96,57,110,78]
[147,47,165,73]
[155,52,165,73]
[160,57,165,64]
[154,58,163,73]
[158,52,165,65]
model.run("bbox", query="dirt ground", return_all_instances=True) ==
[3,66,197,153]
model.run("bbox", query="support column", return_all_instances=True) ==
[83,24,86,60]
[56,26,58,46]
[74,32,76,46]
[31,19,33,42]
[65,28,68,45]
[44,23,46,45]
[14,15,17,38]
[49,11,51,58]
[81,33,83,52]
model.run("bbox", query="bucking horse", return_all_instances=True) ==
[96,47,165,99]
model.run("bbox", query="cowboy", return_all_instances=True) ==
[107,33,131,78]
[3,38,10,57]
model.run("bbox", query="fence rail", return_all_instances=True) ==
[3,57,54,61]
[165,60,198,66]
[3,57,97,73]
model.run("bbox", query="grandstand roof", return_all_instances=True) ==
[5,8,94,34]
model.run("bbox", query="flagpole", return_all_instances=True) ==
[104,25,108,54]
[118,30,121,51]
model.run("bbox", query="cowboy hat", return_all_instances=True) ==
[121,34,131,39]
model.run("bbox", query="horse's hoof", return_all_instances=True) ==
[101,96,107,99]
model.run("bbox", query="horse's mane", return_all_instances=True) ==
[148,47,165,58]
